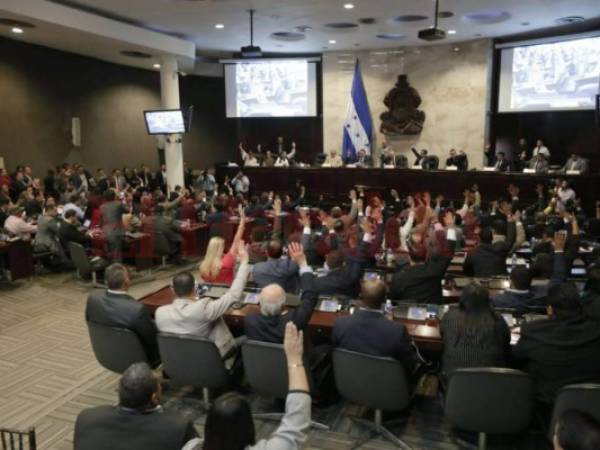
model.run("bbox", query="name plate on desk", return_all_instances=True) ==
[566,170,581,175]
[321,163,331,168]
[445,166,458,171]
[383,164,395,169]
[482,166,496,172]
[345,164,357,168]
[411,165,423,170]
[523,168,535,174]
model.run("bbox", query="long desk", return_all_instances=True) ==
[139,286,444,351]
[216,166,600,213]
[0,240,34,281]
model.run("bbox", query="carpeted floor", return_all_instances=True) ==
[0,266,548,450]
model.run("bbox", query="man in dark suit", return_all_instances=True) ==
[245,243,317,343]
[491,266,547,315]
[513,282,600,405]
[252,239,300,293]
[445,149,469,171]
[59,209,91,254]
[155,164,168,193]
[493,152,510,172]
[463,216,517,277]
[390,226,456,303]
[74,362,197,450]
[152,205,182,261]
[85,263,159,363]
[333,279,418,377]
[411,147,428,168]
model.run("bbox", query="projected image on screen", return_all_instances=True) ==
[225,60,318,118]
[499,36,600,112]
[144,110,186,134]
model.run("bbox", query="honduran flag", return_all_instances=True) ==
[342,60,373,163]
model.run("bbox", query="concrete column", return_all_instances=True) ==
[159,55,185,190]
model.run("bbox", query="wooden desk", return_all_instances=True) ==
[139,286,444,351]
[0,240,34,281]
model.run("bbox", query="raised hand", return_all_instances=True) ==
[349,189,357,201]
[237,241,249,264]
[288,242,307,267]
[361,218,376,235]
[553,231,566,252]
[299,209,310,228]
[284,322,304,366]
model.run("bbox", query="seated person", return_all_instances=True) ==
[390,222,457,303]
[244,243,317,345]
[155,247,249,361]
[445,148,468,170]
[63,193,85,221]
[553,410,600,450]
[74,362,197,450]
[86,264,159,364]
[582,267,600,321]
[322,150,343,168]
[493,152,510,172]
[332,279,418,378]
[261,150,275,167]
[440,282,511,382]
[252,239,299,293]
[463,216,516,278]
[346,148,372,168]
[491,266,547,315]
[380,147,396,168]
[199,211,245,285]
[562,153,587,174]
[184,323,311,450]
[33,205,67,263]
[239,143,260,167]
[4,205,37,239]
[411,147,428,168]
[513,282,600,405]
[59,209,91,249]
[530,153,549,173]
[152,205,183,261]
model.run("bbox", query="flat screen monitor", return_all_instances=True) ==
[498,34,600,112]
[144,109,186,134]
[224,58,319,118]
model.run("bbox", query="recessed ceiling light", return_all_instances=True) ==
[344,3,354,9]
[11,27,24,34]
[447,29,456,35]
[153,63,161,69]
[215,23,224,29]
[329,39,337,44]
[454,47,460,52]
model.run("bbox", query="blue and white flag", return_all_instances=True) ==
[342,60,373,163]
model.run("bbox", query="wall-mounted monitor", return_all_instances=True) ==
[223,58,319,118]
[144,109,186,134]
[497,33,600,113]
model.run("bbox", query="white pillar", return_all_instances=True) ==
[159,55,185,190]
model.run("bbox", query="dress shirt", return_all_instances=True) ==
[4,215,37,238]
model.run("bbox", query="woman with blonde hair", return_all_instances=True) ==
[199,208,246,285]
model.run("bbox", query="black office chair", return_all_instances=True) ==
[157,333,229,409]
[548,383,600,442]
[0,427,36,450]
[332,348,413,449]
[426,155,439,170]
[68,242,106,287]
[151,233,171,268]
[87,321,152,373]
[395,154,408,169]
[314,153,326,166]
[241,340,329,430]
[444,368,534,450]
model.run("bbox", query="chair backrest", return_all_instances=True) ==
[0,428,36,450]
[332,348,411,412]
[87,321,149,373]
[549,383,600,441]
[395,154,408,169]
[68,242,92,276]
[427,155,440,169]
[152,232,172,257]
[445,368,534,434]
[242,340,289,399]
[157,333,228,389]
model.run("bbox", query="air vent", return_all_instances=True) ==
[324,22,359,29]
[376,33,407,40]
[0,18,36,28]
[270,31,305,42]
[120,50,153,58]
[393,15,428,23]
[437,11,454,18]
[462,10,510,24]
[358,17,377,25]
[295,25,313,32]
[555,16,585,25]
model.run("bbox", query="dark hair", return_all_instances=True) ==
[360,279,387,309]
[326,250,345,269]
[532,253,553,278]
[547,282,582,317]
[172,272,196,297]
[64,209,78,220]
[542,225,555,239]
[457,282,501,333]
[492,219,507,236]
[480,227,493,244]
[408,243,427,263]
[333,219,345,233]
[203,392,255,450]
[556,410,600,450]
[511,266,532,291]
[118,362,158,411]
[267,239,283,259]
[105,263,128,290]
[586,268,600,294]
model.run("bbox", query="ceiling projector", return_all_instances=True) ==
[240,45,262,58]
[418,28,446,41]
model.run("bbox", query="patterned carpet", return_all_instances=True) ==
[0,266,547,450]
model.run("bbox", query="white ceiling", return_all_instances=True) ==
[43,0,600,53]
[0,0,599,73]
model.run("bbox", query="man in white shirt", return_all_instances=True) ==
[532,139,550,159]
[155,245,250,360]
[231,172,250,196]
[63,194,85,221]
[322,150,343,168]
[239,143,259,167]
[4,206,37,239]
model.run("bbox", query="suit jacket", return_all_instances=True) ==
[58,221,90,248]
[494,159,510,172]
[513,312,600,403]
[74,405,197,450]
[86,290,159,363]
[529,158,549,173]
[390,254,452,303]
[333,309,417,375]
[244,272,318,344]
[562,157,587,173]
[100,201,128,231]
[490,286,547,315]
[463,222,516,277]
[253,258,300,293]
[34,215,62,255]
[153,215,182,256]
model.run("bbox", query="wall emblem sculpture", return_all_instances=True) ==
[380,74,426,135]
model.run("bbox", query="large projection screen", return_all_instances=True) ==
[498,34,600,113]
[224,59,318,118]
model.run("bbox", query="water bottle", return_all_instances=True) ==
[384,299,393,319]
[511,253,517,269]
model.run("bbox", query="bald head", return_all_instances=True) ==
[259,284,286,316]
[361,279,387,309]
